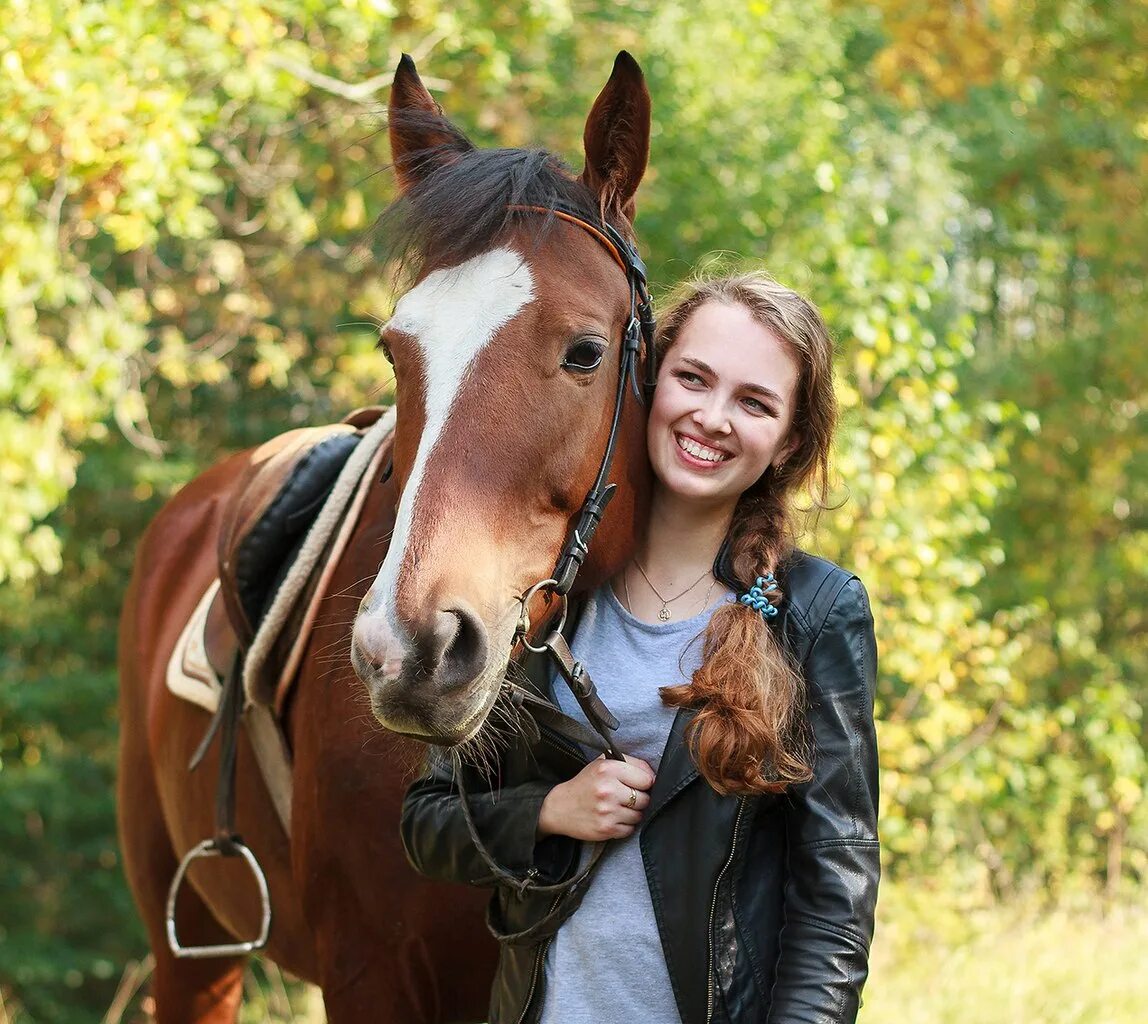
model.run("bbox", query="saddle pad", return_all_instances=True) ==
[166,579,224,713]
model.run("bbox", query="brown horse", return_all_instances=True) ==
[118,53,653,1023]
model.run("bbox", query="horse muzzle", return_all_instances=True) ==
[351,597,508,744]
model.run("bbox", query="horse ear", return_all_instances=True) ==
[580,51,651,223]
[389,54,473,193]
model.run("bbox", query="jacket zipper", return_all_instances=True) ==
[538,722,588,765]
[706,797,747,1024]
[516,896,562,1024]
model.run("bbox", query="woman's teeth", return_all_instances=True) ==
[676,434,730,463]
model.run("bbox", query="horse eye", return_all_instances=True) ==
[378,338,394,366]
[561,338,605,374]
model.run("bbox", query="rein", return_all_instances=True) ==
[451,205,659,945]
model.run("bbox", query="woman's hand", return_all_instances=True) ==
[537,755,655,841]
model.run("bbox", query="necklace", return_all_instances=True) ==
[631,559,713,621]
[622,569,720,623]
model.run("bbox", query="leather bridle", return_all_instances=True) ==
[519,204,657,597]
[507,203,657,762]
[451,204,660,944]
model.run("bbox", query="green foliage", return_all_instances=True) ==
[0,444,150,1020]
[1,0,1145,1020]
[858,0,1148,897]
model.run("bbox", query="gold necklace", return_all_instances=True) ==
[631,559,713,621]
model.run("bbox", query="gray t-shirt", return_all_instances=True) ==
[539,583,731,1024]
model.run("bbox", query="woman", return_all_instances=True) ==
[401,271,880,1024]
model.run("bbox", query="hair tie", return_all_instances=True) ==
[738,574,779,619]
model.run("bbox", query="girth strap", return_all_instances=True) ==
[188,653,245,853]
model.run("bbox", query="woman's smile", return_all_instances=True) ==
[674,431,732,466]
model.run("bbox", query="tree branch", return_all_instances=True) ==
[265,54,450,104]
[929,697,1005,775]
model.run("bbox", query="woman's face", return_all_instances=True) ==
[647,300,800,509]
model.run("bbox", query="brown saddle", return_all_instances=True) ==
[202,407,392,690]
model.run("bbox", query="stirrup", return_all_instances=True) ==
[165,837,272,959]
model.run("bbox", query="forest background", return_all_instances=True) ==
[1,1,1145,1021]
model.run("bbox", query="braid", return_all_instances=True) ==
[661,483,812,795]
[653,268,837,796]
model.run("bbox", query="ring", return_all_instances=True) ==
[625,786,638,810]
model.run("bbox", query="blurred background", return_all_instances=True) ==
[1,1,1145,1021]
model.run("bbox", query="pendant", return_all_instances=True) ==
[658,606,671,622]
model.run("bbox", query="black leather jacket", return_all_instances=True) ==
[400,552,880,1024]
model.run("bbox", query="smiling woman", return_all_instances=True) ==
[640,272,840,795]
[401,270,881,1024]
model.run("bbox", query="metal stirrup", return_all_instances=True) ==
[166,654,273,959]
[166,839,271,959]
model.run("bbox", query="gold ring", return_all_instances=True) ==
[625,786,638,810]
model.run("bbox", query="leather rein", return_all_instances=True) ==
[451,204,659,945]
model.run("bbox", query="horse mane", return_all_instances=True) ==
[373,109,620,279]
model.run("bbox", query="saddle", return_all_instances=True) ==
[169,406,396,834]
[201,406,393,698]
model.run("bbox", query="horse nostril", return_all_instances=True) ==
[351,636,385,677]
[429,605,489,694]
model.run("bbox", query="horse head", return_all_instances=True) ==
[351,53,653,744]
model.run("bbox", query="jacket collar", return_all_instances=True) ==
[645,706,700,821]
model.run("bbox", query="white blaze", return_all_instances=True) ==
[360,247,535,650]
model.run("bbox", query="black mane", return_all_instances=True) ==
[373,111,617,278]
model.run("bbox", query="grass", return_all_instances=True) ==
[859,883,1148,1024]
[78,883,1146,1023]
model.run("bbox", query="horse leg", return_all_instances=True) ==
[150,909,247,1024]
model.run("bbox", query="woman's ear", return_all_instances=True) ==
[776,432,802,469]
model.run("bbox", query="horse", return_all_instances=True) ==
[117,51,654,1023]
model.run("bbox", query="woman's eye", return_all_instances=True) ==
[561,338,606,373]
[674,370,704,386]
[742,397,771,415]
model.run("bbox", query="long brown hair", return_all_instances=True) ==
[657,271,838,795]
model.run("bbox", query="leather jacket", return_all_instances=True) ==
[400,551,880,1024]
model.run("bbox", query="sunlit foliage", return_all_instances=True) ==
[1,1,1143,1019]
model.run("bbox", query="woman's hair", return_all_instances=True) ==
[657,271,838,796]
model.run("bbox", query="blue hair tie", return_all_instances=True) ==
[738,574,779,619]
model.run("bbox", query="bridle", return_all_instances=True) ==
[451,204,660,944]
[508,203,657,761]
[520,204,657,596]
